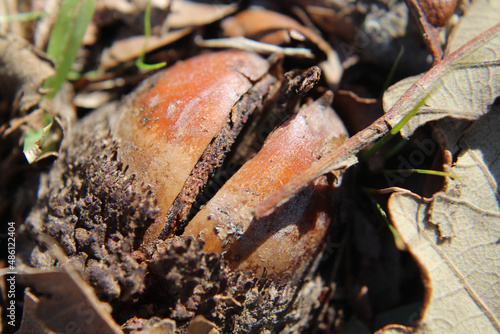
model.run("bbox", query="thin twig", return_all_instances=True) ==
[195,36,315,58]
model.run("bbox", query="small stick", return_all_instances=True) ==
[255,23,500,218]
[196,36,315,58]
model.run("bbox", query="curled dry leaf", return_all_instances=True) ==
[0,34,54,118]
[99,28,193,72]
[165,0,238,30]
[385,105,500,333]
[416,0,459,27]
[220,8,343,88]
[99,0,238,71]
[404,0,458,61]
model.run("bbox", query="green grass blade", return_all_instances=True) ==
[384,169,458,179]
[43,0,96,98]
[360,92,431,161]
[380,46,404,98]
[23,114,53,163]
[0,11,45,23]
[136,0,166,71]
[363,188,406,251]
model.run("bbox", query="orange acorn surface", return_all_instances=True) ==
[113,50,275,244]
[183,92,347,282]
[113,49,347,281]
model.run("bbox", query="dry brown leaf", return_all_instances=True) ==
[99,0,237,71]
[165,0,237,30]
[386,106,500,332]
[99,28,192,71]
[17,238,123,334]
[220,8,343,88]
[186,315,218,334]
[446,0,500,55]
[0,34,54,117]
[16,290,53,334]
[18,269,123,334]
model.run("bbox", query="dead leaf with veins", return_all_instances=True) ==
[382,0,500,139]
[379,4,500,331]
[385,105,500,333]
[445,0,500,56]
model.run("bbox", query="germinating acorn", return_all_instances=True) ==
[112,49,347,281]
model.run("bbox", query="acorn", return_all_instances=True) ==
[112,50,348,281]
[22,49,349,332]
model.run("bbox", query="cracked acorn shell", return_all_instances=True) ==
[114,50,278,244]
[113,49,348,282]
[183,92,347,282]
